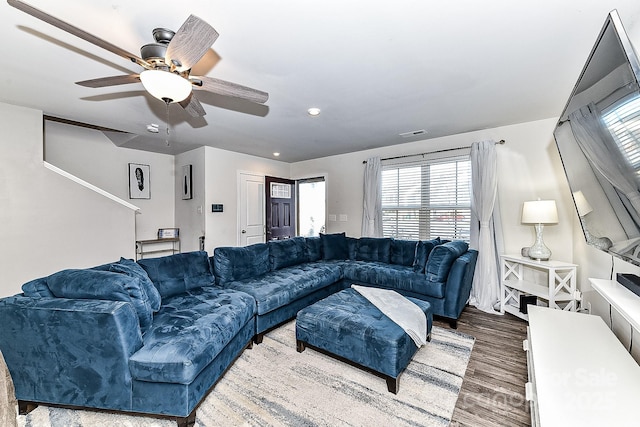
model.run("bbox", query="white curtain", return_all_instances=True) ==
[570,103,640,215]
[469,140,503,314]
[362,156,383,237]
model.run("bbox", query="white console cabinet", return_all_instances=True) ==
[525,305,640,426]
[500,255,578,321]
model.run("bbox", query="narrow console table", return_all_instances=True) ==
[525,305,640,426]
[500,255,578,321]
[135,238,181,260]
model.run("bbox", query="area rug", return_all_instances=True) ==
[17,322,474,427]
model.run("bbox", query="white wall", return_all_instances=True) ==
[291,118,575,265]
[44,121,175,241]
[0,102,136,297]
[175,147,206,252]
[203,146,290,251]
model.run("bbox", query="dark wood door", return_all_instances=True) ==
[265,176,296,240]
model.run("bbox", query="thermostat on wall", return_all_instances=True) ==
[212,204,223,212]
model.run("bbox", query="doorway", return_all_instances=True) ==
[265,176,296,240]
[238,172,265,246]
[297,177,326,237]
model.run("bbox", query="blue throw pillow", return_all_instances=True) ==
[320,232,349,260]
[269,237,308,270]
[412,238,442,273]
[110,258,162,312]
[138,251,215,298]
[213,244,270,285]
[390,239,419,266]
[21,277,54,298]
[425,240,469,282]
[305,237,322,261]
[356,238,392,263]
[46,268,153,331]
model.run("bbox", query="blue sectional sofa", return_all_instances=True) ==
[214,234,477,341]
[0,234,477,425]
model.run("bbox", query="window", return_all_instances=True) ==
[297,177,326,237]
[602,94,640,176]
[381,155,471,241]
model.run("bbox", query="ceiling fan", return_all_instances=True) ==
[8,0,269,118]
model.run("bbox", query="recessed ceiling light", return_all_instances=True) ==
[307,107,321,117]
[146,123,159,133]
[273,152,280,157]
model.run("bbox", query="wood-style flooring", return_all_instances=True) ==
[434,307,531,427]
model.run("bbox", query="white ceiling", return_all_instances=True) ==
[2,0,640,163]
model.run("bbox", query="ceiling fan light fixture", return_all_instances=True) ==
[139,69,192,103]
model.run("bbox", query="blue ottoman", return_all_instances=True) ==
[295,288,433,393]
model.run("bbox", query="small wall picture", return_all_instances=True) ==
[182,164,193,200]
[129,163,150,199]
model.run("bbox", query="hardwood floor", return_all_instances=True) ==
[434,307,531,427]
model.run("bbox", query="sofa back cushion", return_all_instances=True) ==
[138,251,214,299]
[110,258,162,312]
[213,243,270,285]
[320,232,349,260]
[356,237,392,263]
[46,268,153,331]
[412,238,442,273]
[305,237,322,261]
[390,239,419,266]
[425,240,469,282]
[269,237,308,270]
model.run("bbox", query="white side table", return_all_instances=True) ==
[500,254,578,321]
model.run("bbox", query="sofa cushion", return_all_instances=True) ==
[347,237,358,260]
[46,268,154,331]
[321,232,349,260]
[425,240,469,283]
[138,251,214,299]
[213,244,270,285]
[21,277,54,298]
[129,287,256,384]
[390,239,419,266]
[412,238,441,273]
[305,237,322,261]
[224,263,343,315]
[110,258,162,312]
[343,261,445,299]
[269,237,308,270]
[356,237,392,263]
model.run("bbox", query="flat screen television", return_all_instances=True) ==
[554,10,640,267]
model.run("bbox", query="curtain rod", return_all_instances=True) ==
[362,139,505,164]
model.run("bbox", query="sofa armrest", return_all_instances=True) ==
[0,295,142,409]
[443,250,479,320]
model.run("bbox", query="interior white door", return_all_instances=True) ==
[239,172,265,246]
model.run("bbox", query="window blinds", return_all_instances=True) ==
[381,154,471,241]
[603,94,640,175]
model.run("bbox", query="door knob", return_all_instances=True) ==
[241,230,247,234]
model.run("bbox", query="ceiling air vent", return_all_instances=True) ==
[399,129,426,138]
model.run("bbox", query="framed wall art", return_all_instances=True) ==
[129,163,150,199]
[182,164,193,200]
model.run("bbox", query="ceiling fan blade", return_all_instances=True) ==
[195,76,269,104]
[8,0,149,68]
[165,15,218,72]
[76,74,140,88]
[179,93,207,117]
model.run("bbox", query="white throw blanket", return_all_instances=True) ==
[351,285,428,347]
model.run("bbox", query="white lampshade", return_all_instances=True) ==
[521,200,558,224]
[139,70,192,103]
[572,191,593,217]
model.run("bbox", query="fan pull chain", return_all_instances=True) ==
[165,100,171,146]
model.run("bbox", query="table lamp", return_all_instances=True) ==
[522,199,558,261]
